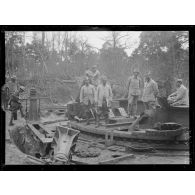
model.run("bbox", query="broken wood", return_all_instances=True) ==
[128,109,154,131]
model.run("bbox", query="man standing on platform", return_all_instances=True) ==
[142,72,159,110]
[80,77,96,125]
[126,69,142,119]
[95,76,113,127]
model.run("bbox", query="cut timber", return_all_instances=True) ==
[69,121,188,141]
[99,154,135,164]
[147,153,189,157]
[128,110,154,131]
[41,106,67,110]
[27,124,53,143]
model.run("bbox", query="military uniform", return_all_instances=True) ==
[127,76,141,117]
[142,79,159,110]
[80,84,96,124]
[96,83,113,126]
[9,89,24,126]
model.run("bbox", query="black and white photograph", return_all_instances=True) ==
[0,28,192,167]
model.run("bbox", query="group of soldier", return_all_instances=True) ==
[79,65,189,127]
[2,65,189,127]
[79,65,112,127]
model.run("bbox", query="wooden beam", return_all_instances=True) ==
[99,154,135,164]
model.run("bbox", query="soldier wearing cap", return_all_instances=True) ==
[167,79,189,106]
[142,72,159,110]
[125,68,142,118]
[80,77,96,125]
[8,86,25,126]
[95,76,113,127]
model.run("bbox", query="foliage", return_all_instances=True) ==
[130,31,189,93]
[5,31,189,101]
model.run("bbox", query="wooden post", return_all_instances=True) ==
[28,88,40,122]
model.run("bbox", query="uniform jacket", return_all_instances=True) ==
[96,83,113,107]
[127,76,141,97]
[80,84,95,105]
[142,79,159,102]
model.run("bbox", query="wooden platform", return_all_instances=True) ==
[69,121,188,142]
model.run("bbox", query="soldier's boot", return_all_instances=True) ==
[9,113,14,126]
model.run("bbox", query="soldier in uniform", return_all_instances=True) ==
[125,69,142,119]
[80,77,96,125]
[8,86,25,126]
[142,72,159,110]
[95,76,113,127]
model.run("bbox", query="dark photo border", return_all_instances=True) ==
[0,25,194,171]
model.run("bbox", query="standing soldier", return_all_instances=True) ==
[8,86,25,126]
[126,69,142,119]
[96,76,113,127]
[142,72,159,110]
[91,65,101,88]
[80,77,96,125]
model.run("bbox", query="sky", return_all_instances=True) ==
[25,31,141,56]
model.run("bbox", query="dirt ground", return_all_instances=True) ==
[4,111,189,165]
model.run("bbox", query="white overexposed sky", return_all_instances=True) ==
[24,31,141,56]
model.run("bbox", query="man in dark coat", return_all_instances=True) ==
[9,86,25,126]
